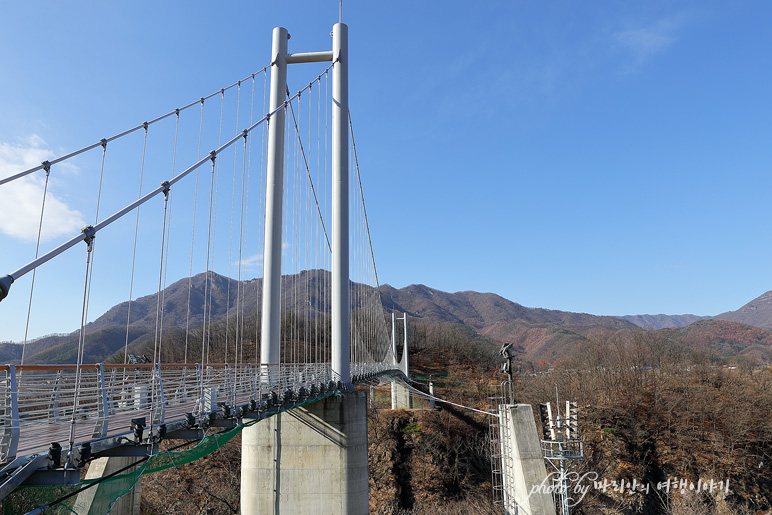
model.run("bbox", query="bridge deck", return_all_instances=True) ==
[1,362,394,464]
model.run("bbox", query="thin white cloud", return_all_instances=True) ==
[613,15,687,74]
[238,253,263,270]
[0,136,85,243]
[238,242,291,271]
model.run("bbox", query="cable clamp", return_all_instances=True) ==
[81,225,96,249]
[209,150,217,162]
[175,108,180,116]
[0,275,13,302]
[160,180,170,198]
[100,138,107,149]
[200,97,205,105]
[242,129,248,140]
[41,160,51,176]
[142,121,149,131]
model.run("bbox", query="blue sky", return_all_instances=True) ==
[1,1,771,341]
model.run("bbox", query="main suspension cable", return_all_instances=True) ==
[2,67,333,291]
[0,67,271,187]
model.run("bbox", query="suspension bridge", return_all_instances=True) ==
[0,23,413,514]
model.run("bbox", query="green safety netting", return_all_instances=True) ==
[2,422,249,515]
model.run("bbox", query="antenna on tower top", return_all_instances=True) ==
[339,1,342,22]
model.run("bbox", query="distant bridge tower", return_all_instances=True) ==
[240,23,369,515]
[391,312,413,409]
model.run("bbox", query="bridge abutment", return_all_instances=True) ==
[240,390,369,514]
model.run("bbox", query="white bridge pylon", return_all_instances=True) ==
[0,20,400,506]
[260,24,351,385]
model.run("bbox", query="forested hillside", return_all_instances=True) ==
[137,321,772,514]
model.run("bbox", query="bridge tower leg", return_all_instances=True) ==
[241,23,369,514]
[331,20,351,388]
[391,312,412,409]
[259,25,288,373]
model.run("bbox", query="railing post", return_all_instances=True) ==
[50,369,62,422]
[107,367,117,415]
[93,364,109,438]
[196,363,203,416]
[1,365,20,461]
[225,364,234,409]
[155,363,165,424]
[248,364,257,402]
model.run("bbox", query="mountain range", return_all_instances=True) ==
[6,272,772,365]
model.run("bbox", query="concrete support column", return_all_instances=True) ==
[74,456,142,515]
[500,404,556,515]
[390,381,412,410]
[241,391,369,514]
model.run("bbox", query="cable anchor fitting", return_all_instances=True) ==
[0,275,13,302]
[142,121,148,131]
[41,160,51,177]
[209,150,217,163]
[160,181,171,199]
[242,129,248,141]
[100,138,107,150]
[81,225,96,251]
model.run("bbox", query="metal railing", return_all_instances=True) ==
[0,361,396,463]
[541,439,583,460]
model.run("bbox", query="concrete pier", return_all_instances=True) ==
[73,456,142,515]
[499,404,555,515]
[241,391,369,514]
[390,382,413,409]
